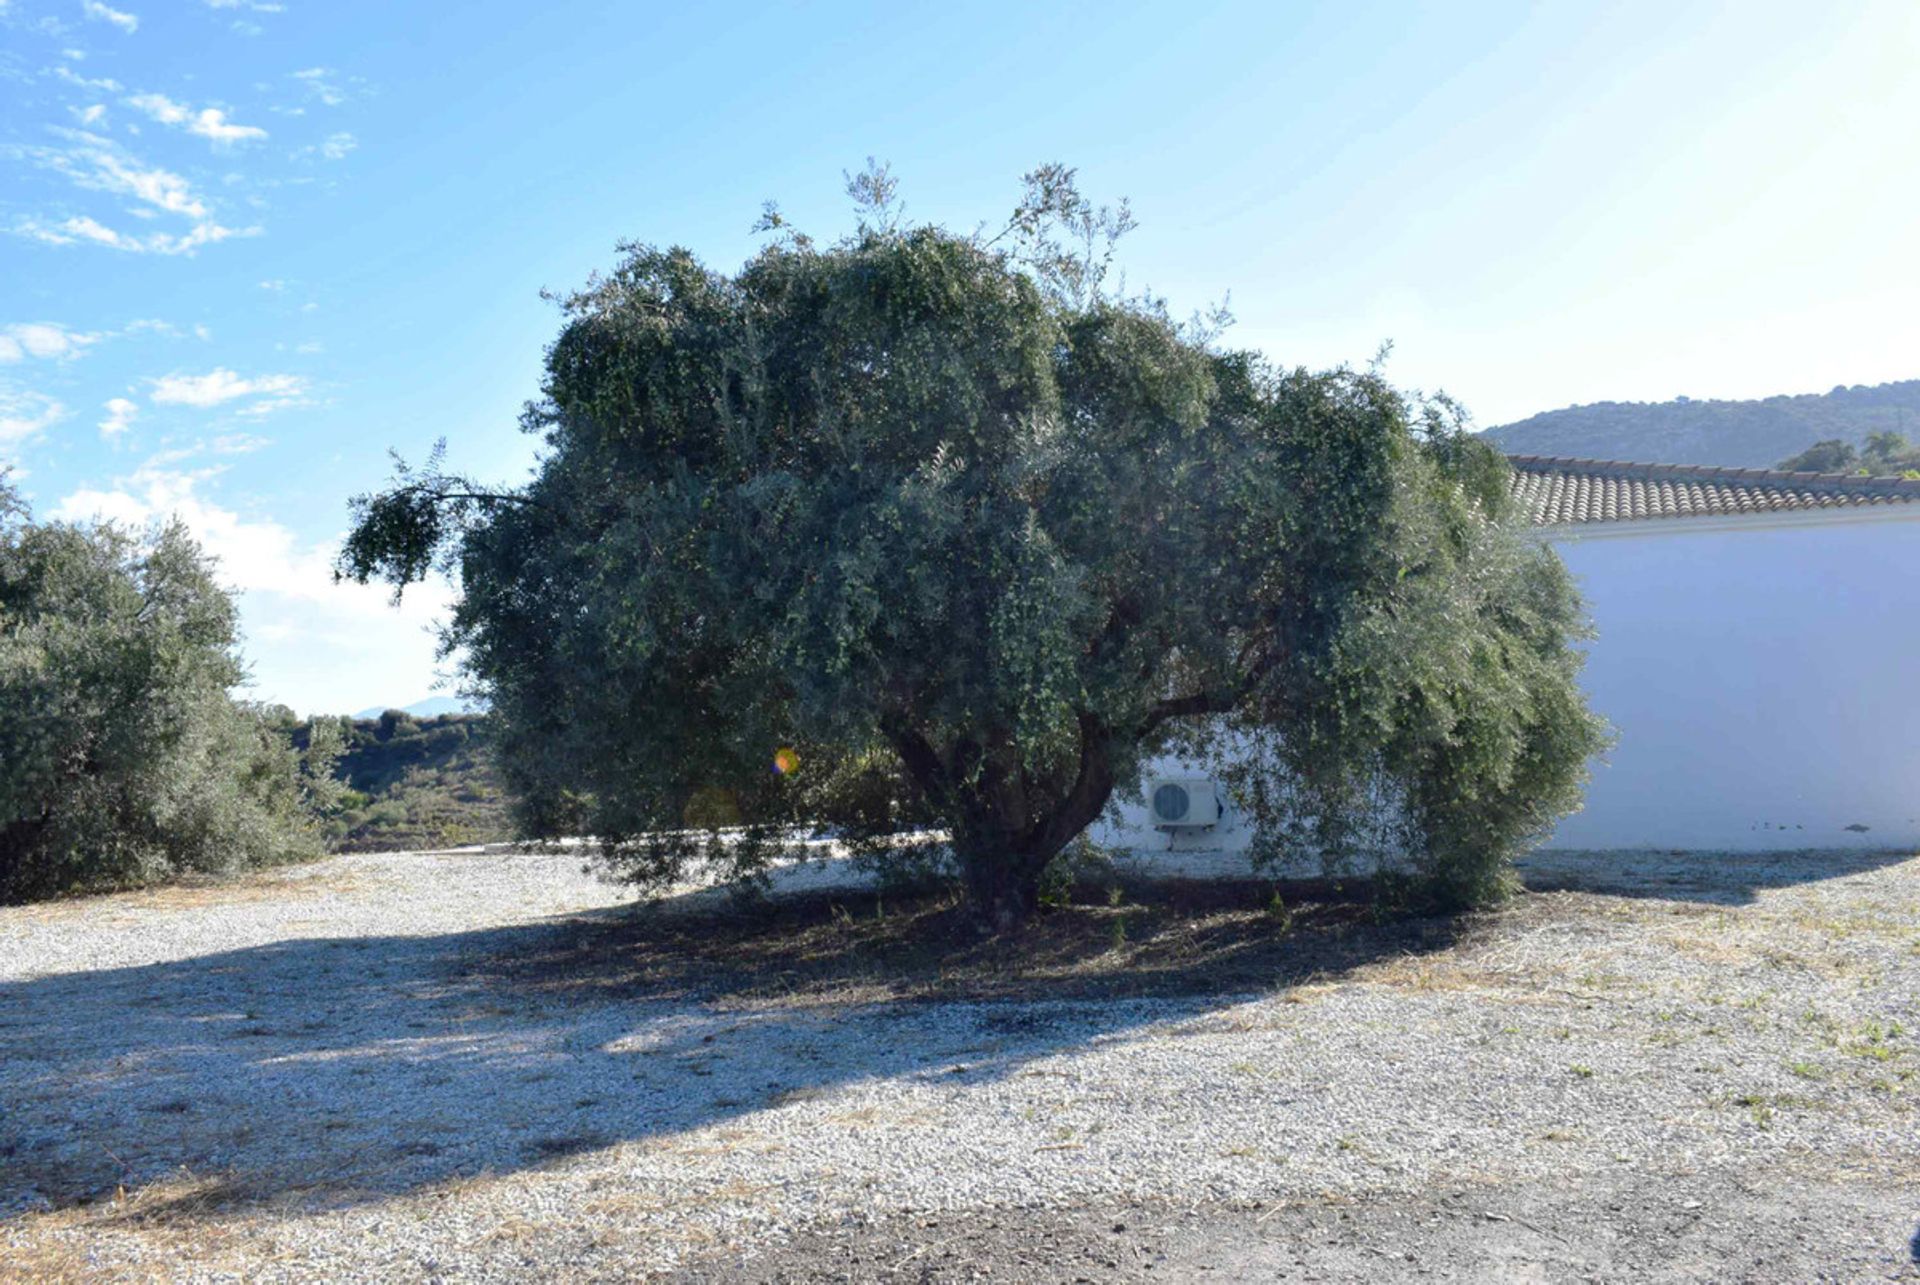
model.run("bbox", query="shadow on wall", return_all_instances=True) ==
[0,881,1458,1222]
[1516,847,1918,907]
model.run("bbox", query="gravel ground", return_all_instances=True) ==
[2,846,1917,1281]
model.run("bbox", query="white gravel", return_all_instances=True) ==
[2,846,1916,1280]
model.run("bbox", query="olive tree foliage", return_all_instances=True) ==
[340,165,1606,926]
[0,479,340,903]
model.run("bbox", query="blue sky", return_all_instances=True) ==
[3,0,1917,714]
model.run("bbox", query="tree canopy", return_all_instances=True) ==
[341,167,1606,926]
[0,477,339,902]
[1778,431,1920,477]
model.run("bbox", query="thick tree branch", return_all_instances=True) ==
[1026,712,1116,856]
[1137,639,1291,738]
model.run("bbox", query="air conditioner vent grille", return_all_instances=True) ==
[1152,782,1191,823]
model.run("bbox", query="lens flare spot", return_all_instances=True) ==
[772,746,799,776]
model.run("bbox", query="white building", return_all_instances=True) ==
[1096,455,1920,859]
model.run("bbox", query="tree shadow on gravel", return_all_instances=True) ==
[1515,847,1917,907]
[0,873,1465,1227]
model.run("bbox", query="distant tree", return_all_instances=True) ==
[1861,430,1920,475]
[340,166,1606,927]
[1778,439,1859,473]
[1779,432,1920,476]
[0,481,335,902]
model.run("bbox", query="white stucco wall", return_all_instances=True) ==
[1544,510,1920,850]
[1096,508,1920,857]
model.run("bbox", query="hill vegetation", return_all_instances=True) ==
[293,711,513,852]
[1485,379,1920,468]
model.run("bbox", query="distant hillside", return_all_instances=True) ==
[351,696,476,721]
[1485,379,1920,468]
[294,712,514,853]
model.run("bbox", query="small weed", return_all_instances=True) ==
[1569,1064,1594,1079]
[1264,889,1293,934]
[1842,1019,1902,1061]
[1109,915,1127,949]
[1786,1060,1826,1081]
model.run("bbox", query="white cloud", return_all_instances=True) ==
[149,367,307,408]
[126,92,267,145]
[71,103,107,126]
[0,322,101,362]
[209,431,268,453]
[35,131,209,218]
[82,0,138,33]
[291,67,344,106]
[15,131,254,254]
[98,396,137,437]
[319,131,355,160]
[53,65,123,92]
[15,214,245,255]
[0,388,67,449]
[51,464,456,713]
[203,0,285,9]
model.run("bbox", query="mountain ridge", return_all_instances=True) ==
[1484,378,1920,469]
[350,696,476,721]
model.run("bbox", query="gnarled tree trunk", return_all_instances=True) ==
[891,714,1118,931]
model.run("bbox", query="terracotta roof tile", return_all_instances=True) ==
[1506,454,1920,528]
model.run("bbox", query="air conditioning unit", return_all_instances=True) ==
[1147,777,1220,829]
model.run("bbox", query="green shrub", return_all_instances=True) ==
[0,486,335,902]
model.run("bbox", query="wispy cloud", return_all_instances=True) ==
[98,396,137,437]
[203,0,285,10]
[126,92,267,146]
[149,367,308,412]
[16,214,245,255]
[15,132,252,254]
[0,388,67,450]
[294,131,357,162]
[81,0,138,33]
[0,322,102,362]
[70,103,108,126]
[34,129,209,218]
[291,67,345,106]
[53,65,123,92]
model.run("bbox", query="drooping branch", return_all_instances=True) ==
[335,445,554,598]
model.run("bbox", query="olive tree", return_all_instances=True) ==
[0,480,337,902]
[341,167,1605,927]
